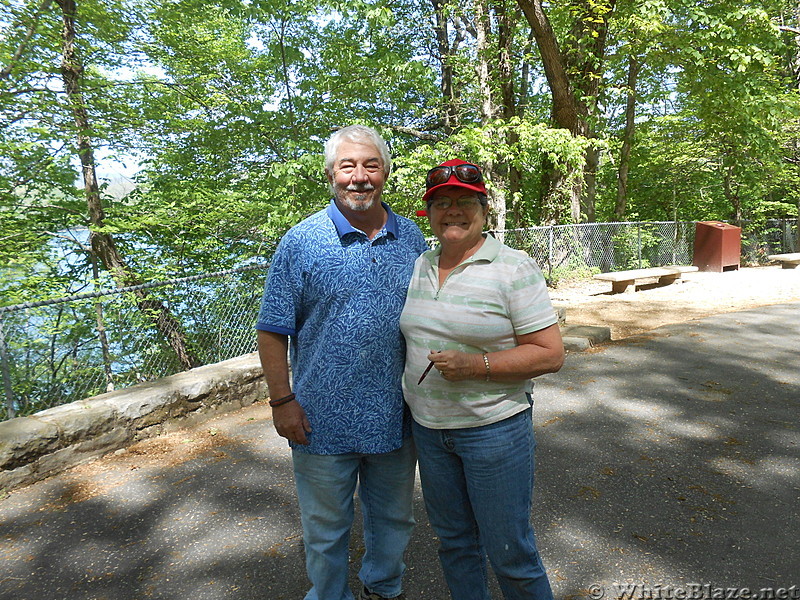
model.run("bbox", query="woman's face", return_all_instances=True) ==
[427,187,488,248]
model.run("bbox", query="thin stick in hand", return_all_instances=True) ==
[417,360,435,385]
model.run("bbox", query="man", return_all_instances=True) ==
[256,125,428,600]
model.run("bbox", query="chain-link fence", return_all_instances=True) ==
[1,264,268,420]
[498,219,797,279]
[499,221,697,276]
[1,219,797,421]
[740,219,799,264]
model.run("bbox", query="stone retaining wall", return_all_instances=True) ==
[0,352,267,492]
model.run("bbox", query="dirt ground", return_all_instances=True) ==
[549,264,800,340]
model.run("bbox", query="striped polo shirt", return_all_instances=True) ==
[399,234,558,429]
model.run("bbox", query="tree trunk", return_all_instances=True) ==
[495,1,516,122]
[790,3,800,87]
[495,0,524,228]
[792,3,800,233]
[276,18,300,154]
[583,145,598,222]
[517,0,615,223]
[91,253,114,392]
[484,161,508,235]
[0,317,16,419]
[722,160,742,224]
[538,167,570,225]
[516,0,582,133]
[518,29,535,117]
[517,0,585,223]
[568,0,615,222]
[615,55,640,221]
[56,0,199,370]
[475,0,495,123]
[475,0,507,233]
[431,0,461,134]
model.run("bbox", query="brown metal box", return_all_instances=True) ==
[693,221,741,272]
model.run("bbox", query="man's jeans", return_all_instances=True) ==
[292,438,416,600]
[412,408,553,600]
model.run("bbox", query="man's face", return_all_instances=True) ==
[327,140,386,213]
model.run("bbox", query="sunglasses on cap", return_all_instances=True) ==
[425,163,483,189]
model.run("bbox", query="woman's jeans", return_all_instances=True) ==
[292,438,416,600]
[412,408,553,600]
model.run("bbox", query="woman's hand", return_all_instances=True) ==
[429,350,482,381]
[426,323,565,383]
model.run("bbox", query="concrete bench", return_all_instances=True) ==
[767,253,800,269]
[593,265,699,294]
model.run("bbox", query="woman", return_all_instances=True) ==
[400,159,565,600]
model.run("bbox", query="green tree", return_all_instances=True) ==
[516,0,617,223]
[1,0,200,369]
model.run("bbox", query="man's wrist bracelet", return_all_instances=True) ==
[269,393,296,407]
[482,353,491,381]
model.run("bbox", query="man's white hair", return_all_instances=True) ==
[324,125,392,176]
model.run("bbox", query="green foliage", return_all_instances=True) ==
[548,262,599,287]
[609,226,659,270]
[385,118,592,230]
[594,0,800,223]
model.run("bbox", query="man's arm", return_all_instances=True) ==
[257,330,311,445]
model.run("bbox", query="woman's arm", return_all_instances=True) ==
[428,323,565,382]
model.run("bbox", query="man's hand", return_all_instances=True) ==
[272,401,312,445]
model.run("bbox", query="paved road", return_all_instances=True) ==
[1,303,799,600]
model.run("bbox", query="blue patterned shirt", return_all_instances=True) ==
[257,200,428,454]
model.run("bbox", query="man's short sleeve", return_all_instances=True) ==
[256,235,299,336]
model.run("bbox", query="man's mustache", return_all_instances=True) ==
[346,183,375,192]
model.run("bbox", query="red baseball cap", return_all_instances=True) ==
[421,159,487,207]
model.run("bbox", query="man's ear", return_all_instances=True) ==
[325,169,334,185]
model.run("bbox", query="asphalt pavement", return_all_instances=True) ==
[1,302,799,600]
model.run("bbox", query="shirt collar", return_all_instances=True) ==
[326,199,399,240]
[425,233,501,266]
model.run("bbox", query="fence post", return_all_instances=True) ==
[672,221,678,264]
[637,222,642,268]
[0,314,16,419]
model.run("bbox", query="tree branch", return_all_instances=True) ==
[44,230,92,252]
[0,0,54,80]
[515,0,580,131]
[384,124,444,142]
